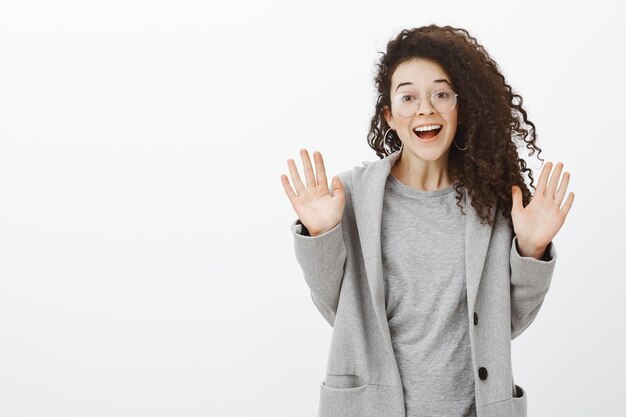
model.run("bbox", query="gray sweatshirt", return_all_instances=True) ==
[381,174,476,417]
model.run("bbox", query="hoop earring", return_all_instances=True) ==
[383,127,394,143]
[454,137,468,151]
[384,127,403,151]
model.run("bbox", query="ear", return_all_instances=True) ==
[383,105,395,130]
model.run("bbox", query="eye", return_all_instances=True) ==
[401,94,415,102]
[434,91,449,99]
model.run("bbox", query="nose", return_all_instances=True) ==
[417,95,436,115]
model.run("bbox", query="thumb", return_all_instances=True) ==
[511,185,523,215]
[330,175,345,198]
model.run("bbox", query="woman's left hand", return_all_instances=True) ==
[511,161,575,259]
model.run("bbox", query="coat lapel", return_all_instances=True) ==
[352,149,495,355]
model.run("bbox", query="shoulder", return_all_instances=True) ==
[335,161,370,194]
[334,156,385,196]
[493,205,514,237]
[336,169,354,193]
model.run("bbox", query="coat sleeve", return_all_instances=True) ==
[291,218,347,327]
[510,235,557,340]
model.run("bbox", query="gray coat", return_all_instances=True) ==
[290,148,557,417]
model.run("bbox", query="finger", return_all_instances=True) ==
[314,151,329,191]
[546,162,564,199]
[331,175,345,199]
[300,149,317,188]
[561,192,575,218]
[280,173,298,204]
[536,161,553,196]
[287,157,306,196]
[554,170,570,207]
[511,185,523,215]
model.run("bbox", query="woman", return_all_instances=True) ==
[280,25,574,417]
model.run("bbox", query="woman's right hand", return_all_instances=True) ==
[281,149,346,237]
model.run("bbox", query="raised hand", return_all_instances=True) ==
[281,149,346,237]
[511,161,575,259]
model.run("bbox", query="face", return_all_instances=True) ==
[384,58,459,163]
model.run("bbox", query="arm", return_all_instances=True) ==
[291,218,347,327]
[510,235,557,340]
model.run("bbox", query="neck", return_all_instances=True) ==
[390,149,454,191]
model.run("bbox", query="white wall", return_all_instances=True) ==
[0,0,623,415]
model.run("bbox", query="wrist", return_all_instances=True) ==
[516,238,546,260]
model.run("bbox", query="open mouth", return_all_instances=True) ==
[413,125,443,142]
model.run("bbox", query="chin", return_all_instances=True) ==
[406,139,453,157]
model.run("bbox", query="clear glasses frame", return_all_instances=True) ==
[392,88,459,116]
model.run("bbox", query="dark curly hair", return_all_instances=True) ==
[367,24,545,229]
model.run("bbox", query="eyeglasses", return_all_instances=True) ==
[391,89,458,117]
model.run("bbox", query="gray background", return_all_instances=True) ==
[0,0,623,415]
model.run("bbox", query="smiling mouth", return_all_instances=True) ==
[413,126,443,141]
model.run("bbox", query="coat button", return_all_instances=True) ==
[473,312,478,325]
[478,367,488,380]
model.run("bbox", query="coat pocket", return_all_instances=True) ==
[512,384,527,417]
[324,374,365,389]
[318,377,405,417]
[481,384,528,417]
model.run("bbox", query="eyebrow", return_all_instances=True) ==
[395,79,452,92]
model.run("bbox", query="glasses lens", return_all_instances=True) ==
[392,89,457,116]
[392,93,418,118]
[431,89,456,113]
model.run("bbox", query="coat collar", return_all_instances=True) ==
[352,148,496,355]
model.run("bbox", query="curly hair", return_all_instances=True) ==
[367,24,545,229]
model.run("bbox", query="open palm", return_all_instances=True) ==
[281,149,345,237]
[511,161,574,254]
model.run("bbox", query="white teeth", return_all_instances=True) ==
[413,124,442,132]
